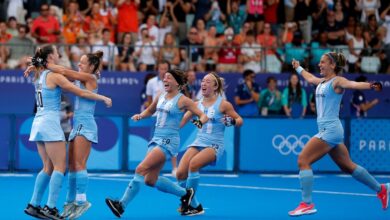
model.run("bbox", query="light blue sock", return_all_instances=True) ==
[352,165,381,192]
[299,169,313,204]
[30,171,50,207]
[65,172,76,204]
[120,173,144,208]
[155,176,186,197]
[178,179,186,188]
[187,172,200,207]
[75,170,88,204]
[46,171,64,208]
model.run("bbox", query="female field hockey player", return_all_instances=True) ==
[42,51,105,219]
[288,52,389,216]
[176,72,243,216]
[105,69,208,218]
[23,45,111,220]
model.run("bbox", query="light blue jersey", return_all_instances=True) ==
[30,70,65,141]
[69,79,98,143]
[314,77,344,147]
[189,96,225,162]
[149,92,184,157]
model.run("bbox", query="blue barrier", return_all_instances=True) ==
[350,119,390,172]
[239,119,340,172]
[1,71,390,117]
[0,116,10,170]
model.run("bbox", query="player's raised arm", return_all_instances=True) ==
[292,59,323,85]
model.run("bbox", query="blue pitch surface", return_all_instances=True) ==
[1,173,389,219]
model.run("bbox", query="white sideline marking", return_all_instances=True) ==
[88,177,375,197]
[0,174,33,177]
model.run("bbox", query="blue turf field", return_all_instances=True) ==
[1,173,389,219]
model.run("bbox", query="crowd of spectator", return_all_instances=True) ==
[0,0,389,74]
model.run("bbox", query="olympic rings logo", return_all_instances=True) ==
[272,135,311,156]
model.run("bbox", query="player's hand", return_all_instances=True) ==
[191,119,203,128]
[24,65,37,77]
[292,59,300,69]
[104,97,112,107]
[370,82,382,91]
[132,114,142,121]
[222,115,236,127]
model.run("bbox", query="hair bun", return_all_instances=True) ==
[94,50,104,59]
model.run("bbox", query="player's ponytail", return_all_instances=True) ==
[87,50,103,76]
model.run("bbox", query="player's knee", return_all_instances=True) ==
[135,164,149,176]
[188,161,201,173]
[73,161,86,171]
[297,156,308,169]
[176,169,187,180]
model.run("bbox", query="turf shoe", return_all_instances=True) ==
[61,203,75,218]
[288,202,317,216]
[105,198,124,218]
[24,204,47,219]
[181,204,205,216]
[180,188,195,211]
[69,201,92,219]
[377,183,390,210]
[41,205,64,220]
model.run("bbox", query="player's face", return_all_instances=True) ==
[78,55,91,73]
[163,72,179,92]
[201,74,217,97]
[318,55,334,76]
[49,46,60,64]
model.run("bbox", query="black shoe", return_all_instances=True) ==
[182,204,205,216]
[105,198,124,218]
[41,205,64,220]
[180,188,194,211]
[24,204,47,219]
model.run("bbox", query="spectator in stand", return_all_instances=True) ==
[180,27,204,71]
[263,0,279,35]
[322,10,345,46]
[134,27,158,71]
[7,17,18,38]
[118,32,136,72]
[97,0,117,41]
[282,21,298,44]
[380,5,390,73]
[63,1,85,44]
[246,0,265,34]
[310,0,327,38]
[241,30,262,73]
[347,24,365,73]
[233,21,251,45]
[70,32,91,70]
[282,72,307,118]
[195,19,208,44]
[145,60,169,109]
[227,0,247,35]
[284,0,296,22]
[342,0,360,20]
[357,0,381,23]
[350,75,379,117]
[172,0,193,42]
[138,14,159,43]
[217,27,241,73]
[204,0,226,34]
[234,69,260,117]
[159,32,180,68]
[363,14,379,47]
[92,28,119,70]
[202,25,219,72]
[140,0,159,20]
[31,3,61,43]
[294,0,311,43]
[0,21,12,68]
[6,25,34,70]
[334,0,346,27]
[257,22,277,56]
[159,2,179,46]
[345,16,357,42]
[83,2,106,37]
[116,0,140,43]
[258,76,282,116]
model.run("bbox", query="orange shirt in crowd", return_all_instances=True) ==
[31,16,60,43]
[117,1,138,33]
[257,34,276,54]
[62,14,84,44]
[0,32,12,43]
